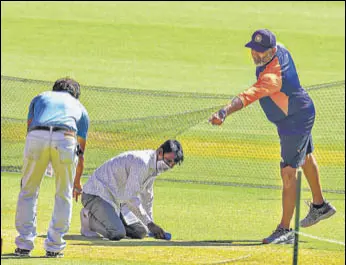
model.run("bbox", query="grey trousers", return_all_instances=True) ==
[81,193,147,240]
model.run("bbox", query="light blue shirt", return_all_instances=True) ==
[27,91,89,139]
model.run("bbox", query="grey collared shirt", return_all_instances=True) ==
[83,150,157,225]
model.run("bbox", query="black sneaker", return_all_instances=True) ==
[45,251,64,258]
[14,248,31,257]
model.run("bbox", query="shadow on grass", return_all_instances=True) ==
[1,253,48,260]
[39,234,310,247]
[38,234,309,247]
[40,234,263,247]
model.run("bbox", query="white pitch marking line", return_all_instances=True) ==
[294,231,345,246]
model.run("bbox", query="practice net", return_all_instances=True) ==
[1,76,344,193]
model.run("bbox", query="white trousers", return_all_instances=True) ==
[15,129,78,252]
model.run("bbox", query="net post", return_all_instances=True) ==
[293,169,302,265]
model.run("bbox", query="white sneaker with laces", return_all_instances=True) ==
[80,208,101,238]
[263,225,295,244]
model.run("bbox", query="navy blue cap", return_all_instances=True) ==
[245,29,276,52]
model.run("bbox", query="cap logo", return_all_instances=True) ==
[254,34,262,43]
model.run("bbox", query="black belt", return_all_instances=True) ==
[29,126,70,132]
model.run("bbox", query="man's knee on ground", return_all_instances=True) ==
[281,166,297,189]
[106,227,126,241]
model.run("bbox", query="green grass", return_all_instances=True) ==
[1,2,345,264]
[1,2,345,92]
[1,173,345,265]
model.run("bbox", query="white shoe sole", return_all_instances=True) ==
[14,253,31,257]
[272,233,295,244]
[263,232,295,244]
[45,254,64,258]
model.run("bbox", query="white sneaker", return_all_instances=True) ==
[80,208,101,238]
[262,225,295,244]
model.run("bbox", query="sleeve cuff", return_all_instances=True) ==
[237,94,248,107]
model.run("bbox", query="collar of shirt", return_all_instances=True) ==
[148,150,158,176]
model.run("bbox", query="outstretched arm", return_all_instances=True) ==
[209,57,282,126]
[223,96,244,116]
[209,97,243,125]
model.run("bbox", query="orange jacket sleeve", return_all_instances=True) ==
[238,57,282,107]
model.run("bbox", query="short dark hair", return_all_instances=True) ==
[159,139,184,165]
[52,77,81,99]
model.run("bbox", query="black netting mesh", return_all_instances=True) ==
[1,76,344,193]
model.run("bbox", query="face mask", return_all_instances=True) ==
[156,160,171,174]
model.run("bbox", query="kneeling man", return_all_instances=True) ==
[79,139,184,240]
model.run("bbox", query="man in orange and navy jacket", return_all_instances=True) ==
[209,29,336,244]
